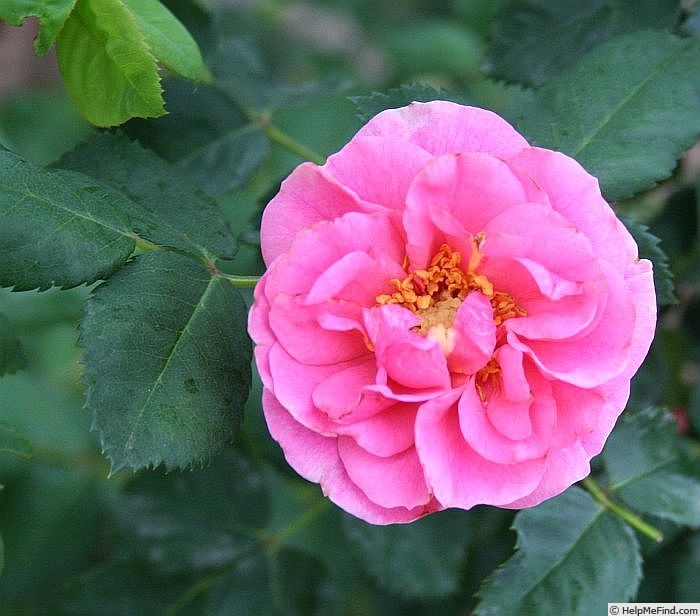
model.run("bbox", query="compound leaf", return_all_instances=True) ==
[476,487,641,615]
[603,407,700,527]
[58,132,238,260]
[514,31,700,201]
[81,251,251,471]
[489,0,681,86]
[0,149,134,291]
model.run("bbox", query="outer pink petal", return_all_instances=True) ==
[324,136,433,211]
[447,291,496,374]
[267,343,347,433]
[261,163,385,265]
[355,101,529,158]
[335,402,418,457]
[338,437,431,509]
[622,259,657,378]
[415,390,546,508]
[508,147,638,271]
[263,390,431,524]
[501,442,592,509]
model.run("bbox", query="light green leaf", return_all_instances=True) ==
[55,0,164,126]
[58,132,238,259]
[343,510,471,599]
[81,251,252,471]
[488,0,681,86]
[621,217,676,306]
[475,487,641,615]
[0,312,26,376]
[0,0,77,54]
[514,31,700,201]
[0,149,135,291]
[121,0,209,83]
[603,407,700,527]
[0,420,32,458]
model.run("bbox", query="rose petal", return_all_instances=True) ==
[338,437,431,509]
[415,390,546,508]
[324,136,434,211]
[336,402,418,457]
[263,390,432,524]
[447,291,496,374]
[356,101,529,158]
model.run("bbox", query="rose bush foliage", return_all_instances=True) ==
[248,101,657,524]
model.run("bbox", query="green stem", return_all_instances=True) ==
[582,476,663,543]
[221,273,261,288]
[133,235,160,252]
[264,124,326,165]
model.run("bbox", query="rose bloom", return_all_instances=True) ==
[249,101,656,524]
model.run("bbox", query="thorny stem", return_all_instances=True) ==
[582,476,663,542]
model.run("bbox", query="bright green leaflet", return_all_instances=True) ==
[0,312,26,376]
[120,0,209,83]
[0,420,32,458]
[0,0,77,54]
[603,408,700,527]
[81,251,252,471]
[0,150,135,291]
[55,0,164,126]
[57,132,238,260]
[476,487,641,615]
[514,31,700,201]
[489,0,680,86]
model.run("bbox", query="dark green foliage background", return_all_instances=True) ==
[1,0,700,613]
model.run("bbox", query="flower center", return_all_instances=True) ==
[375,240,526,331]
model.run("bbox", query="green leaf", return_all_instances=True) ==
[80,251,252,471]
[0,312,26,376]
[0,0,77,54]
[0,420,32,458]
[343,510,471,599]
[603,407,700,527]
[120,0,209,83]
[55,0,165,126]
[113,450,269,574]
[124,80,270,196]
[0,149,135,291]
[621,217,676,306]
[351,83,463,124]
[514,31,700,201]
[488,0,681,86]
[675,532,700,601]
[475,487,641,615]
[58,132,238,259]
[0,532,4,579]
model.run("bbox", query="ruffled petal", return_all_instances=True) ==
[335,402,418,457]
[338,437,431,509]
[324,136,434,211]
[263,390,432,524]
[446,291,496,374]
[415,390,546,508]
[356,101,529,158]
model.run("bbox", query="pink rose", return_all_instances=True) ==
[248,101,657,524]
